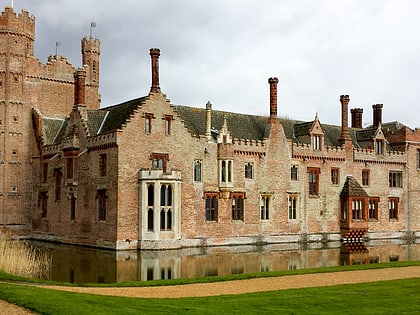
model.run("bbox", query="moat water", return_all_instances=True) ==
[30,239,420,283]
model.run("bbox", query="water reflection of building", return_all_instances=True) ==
[34,240,420,283]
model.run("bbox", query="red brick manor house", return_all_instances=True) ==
[1,7,419,250]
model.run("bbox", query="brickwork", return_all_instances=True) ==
[1,7,419,249]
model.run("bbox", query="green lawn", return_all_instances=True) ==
[0,263,419,314]
[0,278,419,314]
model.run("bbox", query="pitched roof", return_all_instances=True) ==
[98,97,146,133]
[340,176,369,198]
[172,105,270,141]
[42,117,67,145]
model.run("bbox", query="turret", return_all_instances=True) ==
[81,37,100,87]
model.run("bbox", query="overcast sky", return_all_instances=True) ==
[5,0,420,128]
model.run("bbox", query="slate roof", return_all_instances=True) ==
[42,118,67,145]
[98,97,145,134]
[173,105,270,141]
[340,176,369,198]
[40,95,401,150]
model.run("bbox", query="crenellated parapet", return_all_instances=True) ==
[0,7,35,38]
[353,147,406,165]
[26,55,76,83]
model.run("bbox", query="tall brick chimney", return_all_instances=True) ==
[372,104,383,127]
[350,108,363,129]
[150,48,161,93]
[268,77,279,123]
[74,68,86,106]
[205,101,212,140]
[338,95,351,145]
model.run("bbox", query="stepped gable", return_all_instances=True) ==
[173,105,269,141]
[97,97,146,134]
[340,176,369,198]
[42,118,68,145]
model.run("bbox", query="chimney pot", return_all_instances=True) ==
[150,48,161,93]
[350,108,363,129]
[338,94,351,145]
[372,104,383,127]
[268,77,279,123]
[74,68,86,106]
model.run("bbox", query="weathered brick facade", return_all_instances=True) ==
[1,7,419,249]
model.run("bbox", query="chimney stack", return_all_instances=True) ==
[150,48,161,93]
[205,101,212,140]
[372,104,383,127]
[74,68,86,106]
[268,77,279,123]
[338,95,350,145]
[350,108,363,129]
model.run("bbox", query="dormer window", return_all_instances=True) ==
[313,135,321,151]
[375,139,384,154]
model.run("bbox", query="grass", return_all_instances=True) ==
[0,262,419,314]
[0,236,51,279]
[0,277,418,314]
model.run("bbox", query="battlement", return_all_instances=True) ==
[0,7,35,38]
[82,37,100,53]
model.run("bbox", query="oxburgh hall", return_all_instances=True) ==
[1,7,419,250]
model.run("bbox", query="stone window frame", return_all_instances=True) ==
[312,134,322,151]
[288,193,299,220]
[260,194,271,221]
[160,184,173,231]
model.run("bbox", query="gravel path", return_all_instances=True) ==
[1,266,419,314]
